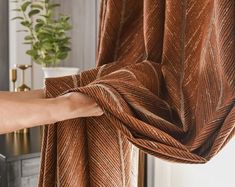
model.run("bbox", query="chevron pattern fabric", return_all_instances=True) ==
[39,0,235,186]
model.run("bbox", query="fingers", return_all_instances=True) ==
[92,104,104,116]
[64,92,104,118]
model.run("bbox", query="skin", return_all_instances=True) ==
[0,90,103,134]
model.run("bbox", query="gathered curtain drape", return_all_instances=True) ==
[39,0,235,186]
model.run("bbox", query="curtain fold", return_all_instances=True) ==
[39,0,235,186]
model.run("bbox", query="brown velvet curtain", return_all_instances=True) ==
[39,0,235,186]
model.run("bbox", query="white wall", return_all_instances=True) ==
[54,0,98,71]
[147,155,171,187]
[148,138,235,187]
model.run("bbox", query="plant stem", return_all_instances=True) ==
[21,3,47,61]
[21,7,37,43]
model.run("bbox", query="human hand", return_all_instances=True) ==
[60,92,104,119]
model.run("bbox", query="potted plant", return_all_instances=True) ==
[11,0,79,78]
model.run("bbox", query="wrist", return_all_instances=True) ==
[49,96,72,123]
[67,92,104,117]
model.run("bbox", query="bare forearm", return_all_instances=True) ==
[0,96,70,134]
[0,92,103,134]
[0,89,44,99]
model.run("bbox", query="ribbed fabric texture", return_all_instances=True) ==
[39,0,235,186]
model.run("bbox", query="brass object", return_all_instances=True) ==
[10,68,17,92]
[13,64,32,134]
[14,128,30,134]
[6,132,30,154]
[16,64,32,92]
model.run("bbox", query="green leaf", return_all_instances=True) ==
[44,56,53,63]
[31,4,43,10]
[40,26,54,33]
[42,42,53,50]
[28,9,40,17]
[36,19,44,23]
[48,3,60,9]
[16,29,28,32]
[57,29,65,33]
[35,23,43,31]
[61,47,71,52]
[57,52,68,60]
[21,1,31,11]
[37,33,52,40]
[23,42,33,45]
[20,21,31,27]
[59,37,71,44]
[12,8,21,12]
[60,16,70,21]
[11,16,24,21]
[38,29,52,35]
[26,49,37,56]
[24,35,33,40]
[40,15,49,19]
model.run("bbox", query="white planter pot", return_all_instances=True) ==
[42,67,79,78]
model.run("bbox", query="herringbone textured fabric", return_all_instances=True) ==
[39,0,235,186]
